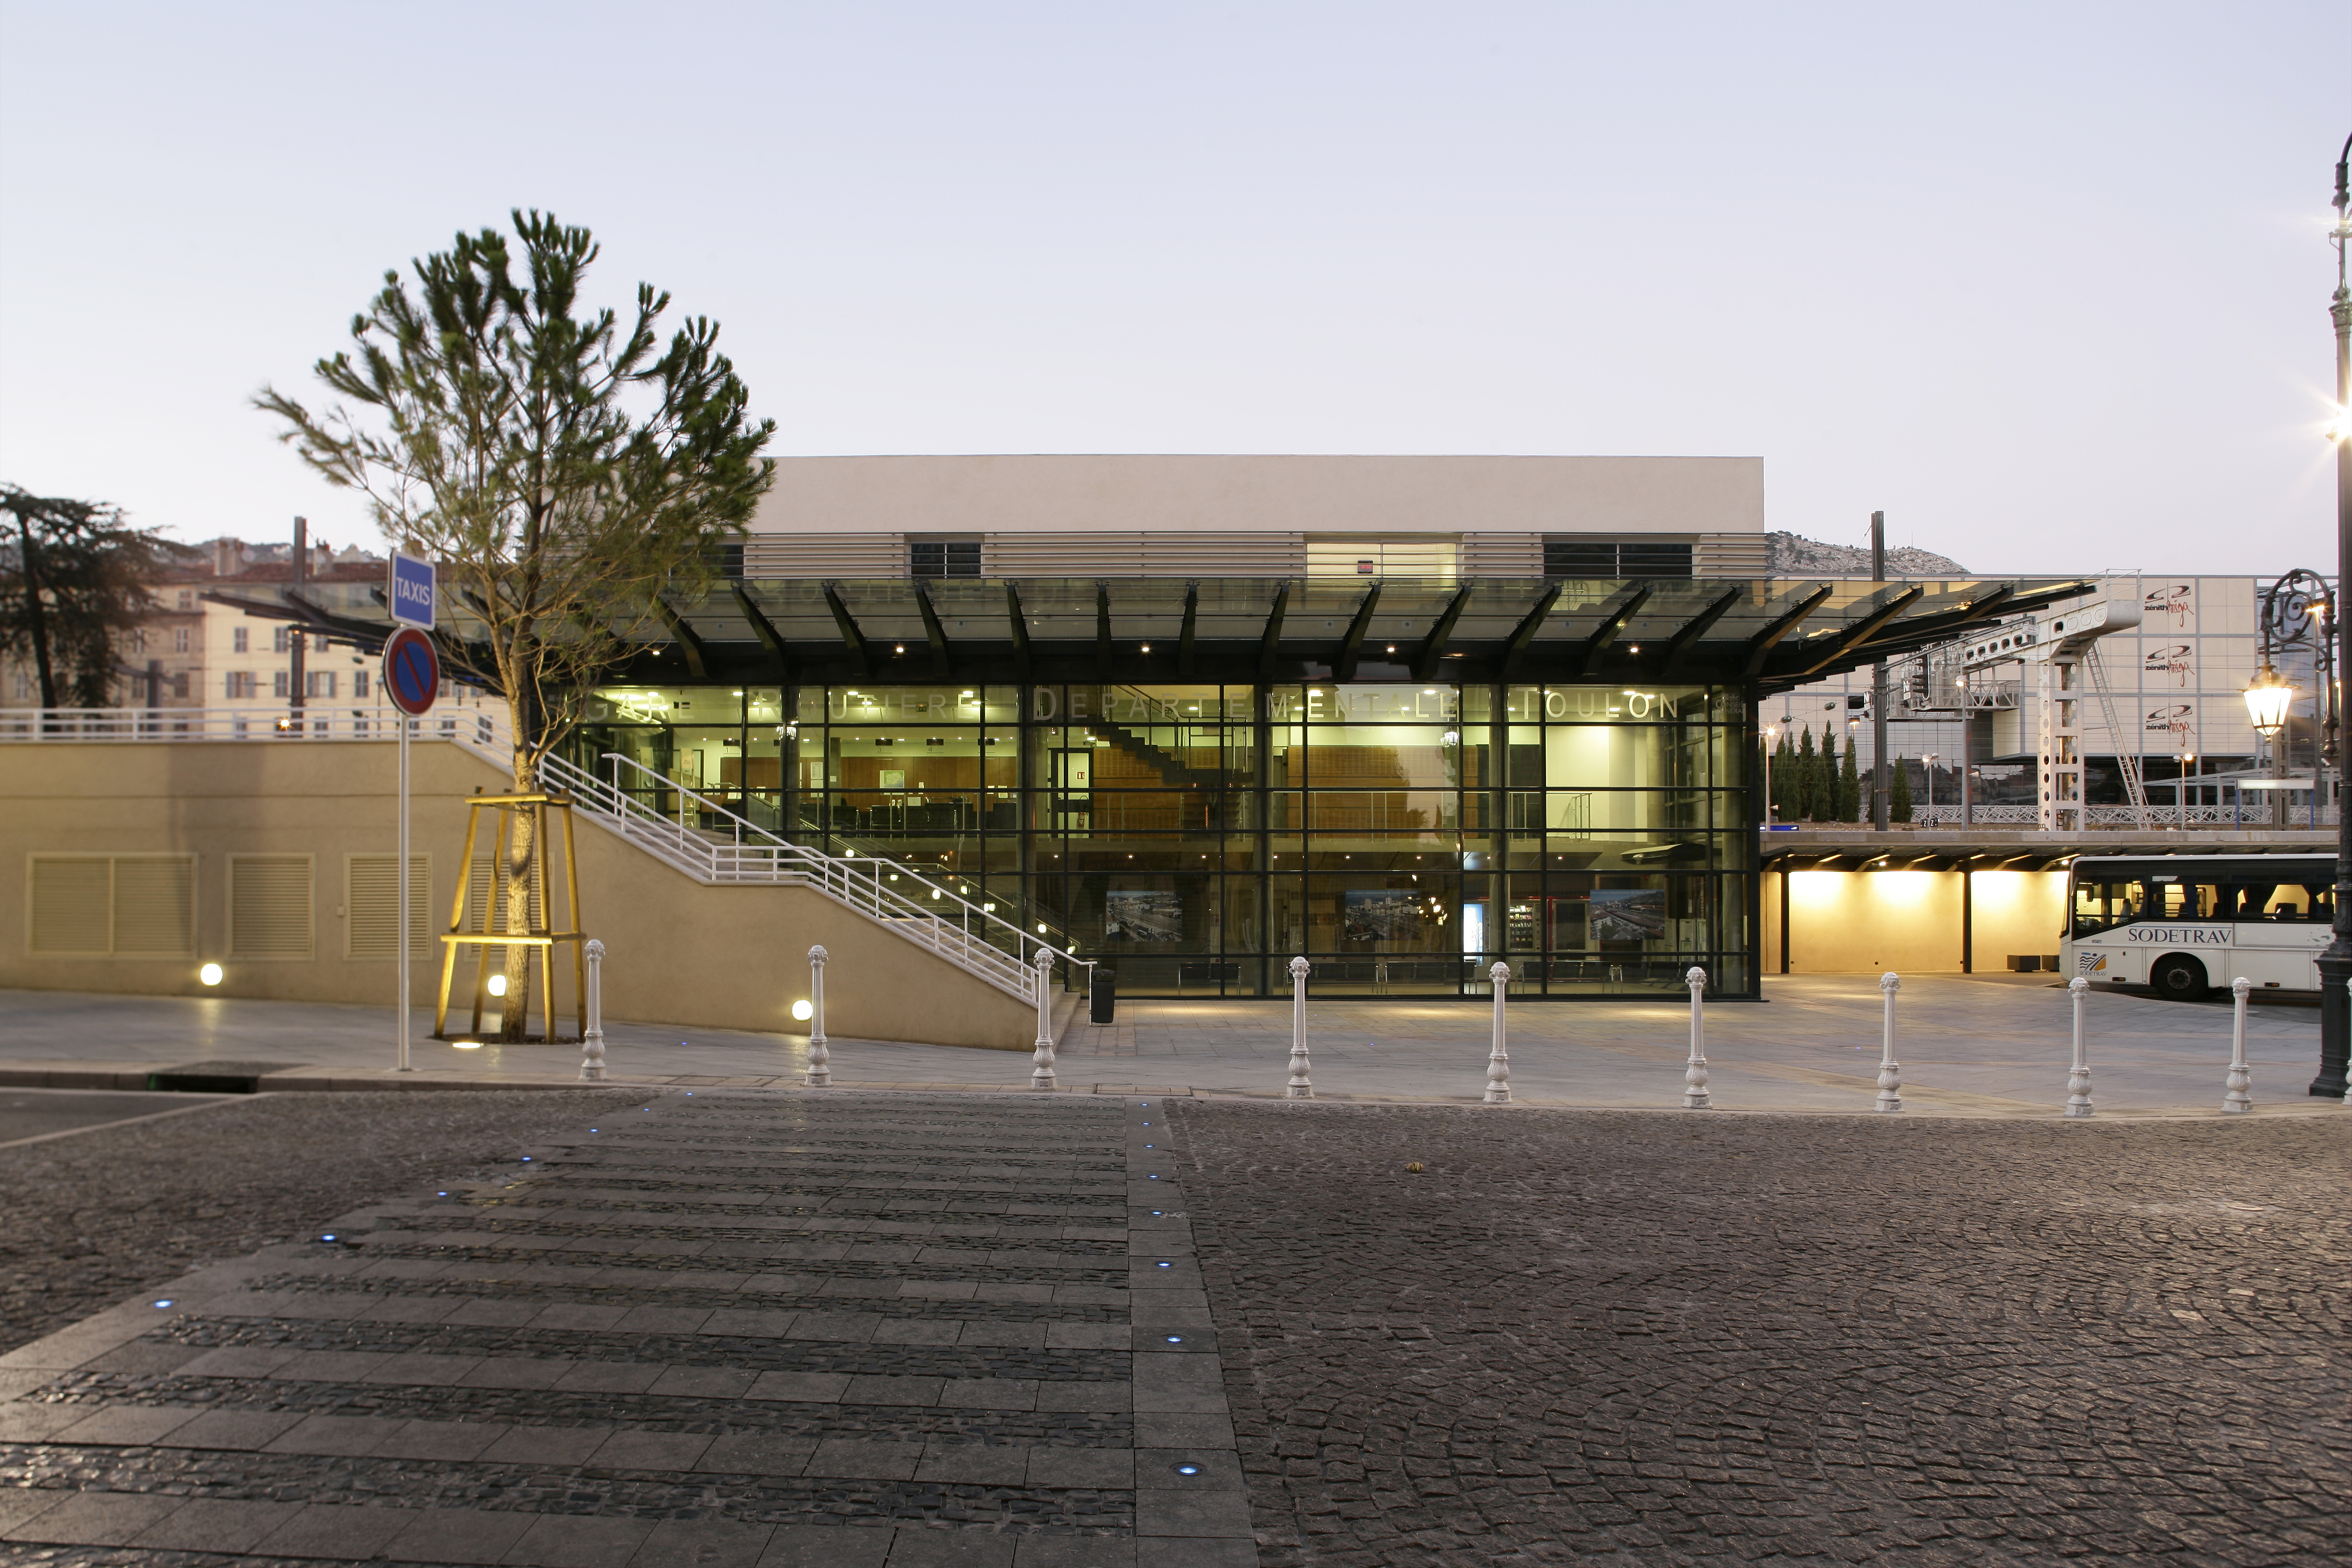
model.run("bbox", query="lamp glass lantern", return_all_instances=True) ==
[2243,664,2295,738]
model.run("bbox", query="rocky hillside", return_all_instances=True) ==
[1765,531,1967,578]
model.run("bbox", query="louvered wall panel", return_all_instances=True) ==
[229,855,313,959]
[112,856,196,956]
[1459,534,1543,577]
[346,854,432,959]
[741,533,906,578]
[1697,532,1769,576]
[28,857,111,955]
[983,531,1306,579]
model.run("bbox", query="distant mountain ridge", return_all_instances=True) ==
[1765,531,1967,578]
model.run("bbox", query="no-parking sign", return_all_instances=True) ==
[384,627,440,717]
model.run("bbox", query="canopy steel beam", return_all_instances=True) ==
[1177,582,1200,678]
[1784,585,1924,678]
[1660,588,1744,677]
[1499,582,1562,680]
[1336,585,1383,682]
[915,583,954,679]
[1413,585,1474,681]
[650,596,710,679]
[1005,583,1033,681]
[1258,582,1291,683]
[1740,585,1834,678]
[729,585,792,680]
[1572,585,1650,677]
[1095,581,1114,679]
[821,582,873,678]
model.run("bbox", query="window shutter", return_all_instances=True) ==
[26,855,196,957]
[29,858,111,955]
[229,855,314,959]
[113,857,197,956]
[346,855,432,959]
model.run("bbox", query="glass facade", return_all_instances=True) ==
[572,679,1753,998]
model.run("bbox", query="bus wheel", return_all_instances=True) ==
[2150,955,2209,1002]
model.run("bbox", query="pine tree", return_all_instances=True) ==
[0,488,182,709]
[1890,754,1914,823]
[261,211,776,1042]
[1793,727,1818,820]
[1838,731,1862,822]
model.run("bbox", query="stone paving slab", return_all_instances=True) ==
[0,972,2338,1118]
[0,1089,1250,1566]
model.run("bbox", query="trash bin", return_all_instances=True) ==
[1090,967,1117,1024]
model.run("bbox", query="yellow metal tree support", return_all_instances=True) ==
[434,791,588,1042]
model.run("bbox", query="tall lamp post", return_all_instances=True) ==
[2313,131,2352,1100]
[1763,722,1780,826]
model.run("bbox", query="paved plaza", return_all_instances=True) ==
[0,1089,1241,1567]
[0,1088,2342,1566]
[0,973,2337,1117]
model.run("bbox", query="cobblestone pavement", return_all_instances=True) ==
[0,1090,1248,1566]
[1164,1101,2352,1567]
[0,1092,655,1358]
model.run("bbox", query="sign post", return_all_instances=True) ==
[385,553,438,1072]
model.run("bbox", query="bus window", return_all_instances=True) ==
[2235,882,2332,922]
[2071,879,2144,937]
[2144,878,2221,921]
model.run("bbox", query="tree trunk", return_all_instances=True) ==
[499,744,535,1041]
[15,514,57,714]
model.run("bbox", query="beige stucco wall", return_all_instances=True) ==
[1762,869,2067,974]
[753,455,1766,539]
[0,742,1039,1048]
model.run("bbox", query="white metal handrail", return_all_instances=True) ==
[552,750,1082,1001]
[0,704,514,767]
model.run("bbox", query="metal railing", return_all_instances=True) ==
[0,704,510,753]
[1878,802,2338,828]
[553,751,1079,1001]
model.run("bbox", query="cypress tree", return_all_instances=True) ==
[1838,730,1862,822]
[1793,727,1817,820]
[1890,753,1914,823]
[1773,731,1795,819]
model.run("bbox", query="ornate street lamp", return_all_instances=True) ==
[2243,660,2295,739]
[2313,131,2352,1100]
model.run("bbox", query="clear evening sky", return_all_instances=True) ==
[1,3,2346,575]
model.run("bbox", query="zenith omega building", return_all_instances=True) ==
[553,456,2091,1002]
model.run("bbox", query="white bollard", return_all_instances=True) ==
[804,945,831,1087]
[1286,956,1313,1098]
[578,939,607,1081]
[1484,962,1512,1104]
[1030,947,1058,1090]
[1875,972,1903,1112]
[1683,965,1711,1109]
[2223,976,2253,1113]
[2065,975,2092,1117]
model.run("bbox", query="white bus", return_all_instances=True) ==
[2065,853,2336,1002]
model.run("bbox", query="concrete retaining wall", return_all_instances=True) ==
[0,741,1039,1049]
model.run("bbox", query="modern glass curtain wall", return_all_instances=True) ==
[573,680,1753,997]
